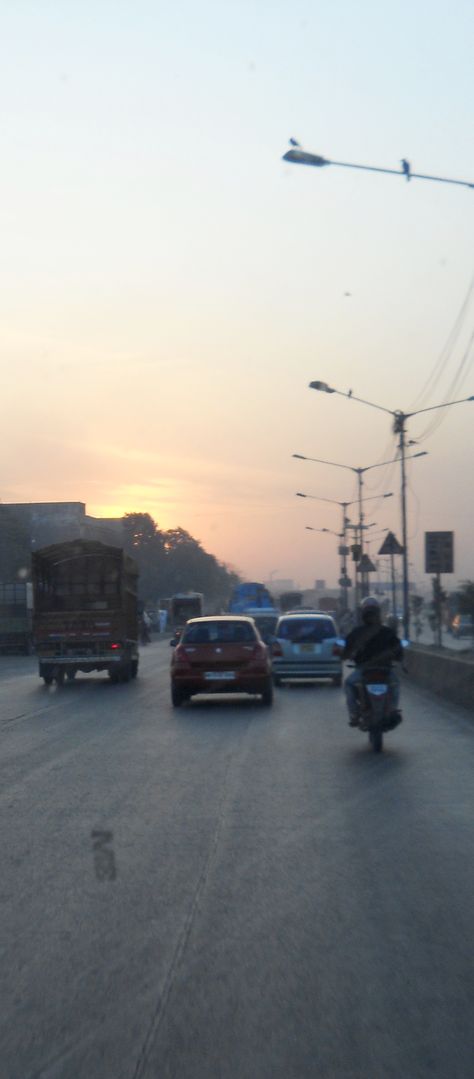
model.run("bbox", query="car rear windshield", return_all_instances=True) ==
[277,618,336,643]
[182,621,256,644]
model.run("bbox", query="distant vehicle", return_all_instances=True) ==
[272,613,342,687]
[0,582,33,654]
[279,591,303,612]
[228,582,274,614]
[170,616,273,706]
[170,593,203,631]
[451,614,473,639]
[242,608,279,644]
[32,540,139,685]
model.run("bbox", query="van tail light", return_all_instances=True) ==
[272,641,283,657]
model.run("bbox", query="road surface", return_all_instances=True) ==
[1,641,474,1078]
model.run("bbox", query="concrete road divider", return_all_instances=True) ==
[404,644,474,712]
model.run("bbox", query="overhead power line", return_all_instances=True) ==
[411,273,474,411]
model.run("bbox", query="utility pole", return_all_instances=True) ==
[340,505,349,613]
[356,471,367,600]
[393,412,410,639]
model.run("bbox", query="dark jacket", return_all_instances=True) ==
[343,623,403,667]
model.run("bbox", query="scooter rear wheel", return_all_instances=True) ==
[369,729,383,753]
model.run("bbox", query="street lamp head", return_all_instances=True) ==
[309,380,335,393]
[383,492,394,498]
[282,148,329,167]
[296,492,307,498]
[412,451,428,459]
[292,454,307,460]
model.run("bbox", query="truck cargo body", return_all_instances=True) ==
[279,591,303,612]
[32,541,139,684]
[0,582,33,654]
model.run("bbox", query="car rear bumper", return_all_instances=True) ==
[172,674,270,695]
[272,660,341,679]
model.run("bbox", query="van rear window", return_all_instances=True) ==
[277,618,335,643]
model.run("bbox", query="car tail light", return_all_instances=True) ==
[173,644,191,669]
[110,642,121,650]
[272,641,283,657]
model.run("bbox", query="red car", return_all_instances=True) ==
[170,616,273,707]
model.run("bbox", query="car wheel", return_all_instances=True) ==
[131,659,138,678]
[332,674,342,688]
[261,679,273,706]
[273,675,282,687]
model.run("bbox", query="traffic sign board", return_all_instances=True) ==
[378,531,404,556]
[359,553,376,573]
[425,531,454,574]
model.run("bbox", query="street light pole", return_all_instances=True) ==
[294,452,396,605]
[305,525,346,609]
[282,145,474,190]
[394,412,410,640]
[296,487,391,612]
[309,382,472,637]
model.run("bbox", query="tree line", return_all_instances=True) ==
[122,512,240,608]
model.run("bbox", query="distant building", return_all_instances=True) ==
[1,502,124,550]
[264,578,295,596]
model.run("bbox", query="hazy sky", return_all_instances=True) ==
[1,0,473,589]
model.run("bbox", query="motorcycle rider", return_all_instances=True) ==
[342,596,403,726]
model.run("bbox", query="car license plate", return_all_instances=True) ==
[299,644,322,654]
[204,671,235,681]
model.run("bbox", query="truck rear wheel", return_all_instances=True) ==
[120,662,132,683]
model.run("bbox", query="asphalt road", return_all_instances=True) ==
[1,641,474,1079]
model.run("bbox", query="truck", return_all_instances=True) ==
[228,582,274,614]
[32,540,139,685]
[0,582,33,654]
[170,592,203,632]
[279,591,303,612]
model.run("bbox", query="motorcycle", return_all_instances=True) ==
[335,638,409,752]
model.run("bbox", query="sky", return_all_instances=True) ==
[1,0,473,591]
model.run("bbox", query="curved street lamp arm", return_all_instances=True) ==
[283,149,474,190]
[309,382,394,416]
[407,395,474,419]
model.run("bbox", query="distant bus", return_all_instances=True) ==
[228,582,274,614]
[170,593,203,630]
[279,591,303,612]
